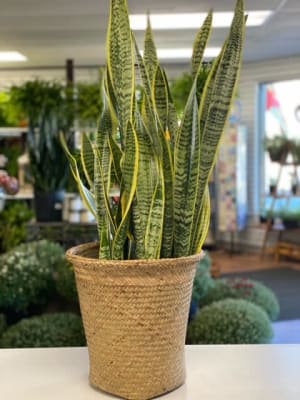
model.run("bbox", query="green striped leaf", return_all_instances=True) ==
[173,87,200,257]
[161,68,178,146]
[132,34,152,101]
[153,65,169,133]
[133,111,158,258]
[60,133,96,216]
[144,14,158,84]
[108,135,123,184]
[191,0,245,253]
[145,166,165,259]
[94,150,112,259]
[194,185,211,253]
[107,0,135,136]
[80,132,94,188]
[191,11,213,79]
[112,121,139,259]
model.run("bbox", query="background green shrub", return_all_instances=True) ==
[0,240,64,312]
[187,299,273,344]
[0,314,6,337]
[55,258,78,304]
[0,201,34,252]
[192,252,213,304]
[200,277,280,321]
[0,312,86,348]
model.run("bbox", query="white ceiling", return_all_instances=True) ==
[0,0,299,69]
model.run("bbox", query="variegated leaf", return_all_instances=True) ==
[81,132,94,188]
[145,166,165,259]
[107,0,135,136]
[191,0,245,252]
[112,121,139,259]
[144,14,158,84]
[133,111,158,258]
[153,65,169,134]
[191,11,213,79]
[173,88,200,257]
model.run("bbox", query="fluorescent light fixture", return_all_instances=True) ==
[130,10,272,30]
[0,51,27,62]
[140,47,221,60]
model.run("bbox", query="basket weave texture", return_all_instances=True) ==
[67,242,202,400]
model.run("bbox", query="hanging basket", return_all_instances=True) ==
[66,242,202,400]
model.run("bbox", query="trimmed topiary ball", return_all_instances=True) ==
[0,240,65,312]
[187,299,273,344]
[200,277,280,321]
[0,314,7,337]
[0,312,86,348]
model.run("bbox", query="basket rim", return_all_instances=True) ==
[66,242,203,267]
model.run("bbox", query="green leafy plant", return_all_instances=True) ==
[0,143,23,177]
[76,80,102,128]
[62,0,245,260]
[200,278,280,321]
[0,201,34,252]
[0,92,21,127]
[0,240,64,312]
[187,298,273,344]
[10,80,74,192]
[0,313,86,348]
[264,136,291,163]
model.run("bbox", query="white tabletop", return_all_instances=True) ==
[0,345,299,400]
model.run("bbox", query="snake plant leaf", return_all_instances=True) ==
[194,185,211,253]
[191,11,213,79]
[133,112,158,258]
[107,0,135,136]
[153,65,169,134]
[158,137,174,258]
[173,87,200,257]
[112,121,139,259]
[132,34,152,101]
[94,152,112,259]
[144,14,159,84]
[191,0,245,252]
[60,133,96,216]
[108,135,123,184]
[80,132,94,188]
[160,68,178,146]
[145,168,165,259]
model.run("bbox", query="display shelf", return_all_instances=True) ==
[0,127,28,138]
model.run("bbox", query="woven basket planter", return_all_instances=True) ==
[66,242,201,400]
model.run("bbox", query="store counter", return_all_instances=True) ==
[1,345,299,399]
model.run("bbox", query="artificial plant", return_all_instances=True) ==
[62,0,245,260]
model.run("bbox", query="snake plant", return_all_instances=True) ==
[62,0,246,260]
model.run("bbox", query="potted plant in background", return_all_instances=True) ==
[62,0,245,398]
[10,80,74,222]
[264,135,291,163]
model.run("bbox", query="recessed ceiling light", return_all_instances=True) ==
[130,10,272,30]
[140,47,221,60]
[0,51,27,62]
